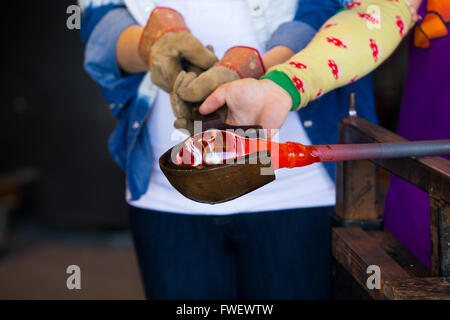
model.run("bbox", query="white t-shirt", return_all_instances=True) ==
[128,0,336,214]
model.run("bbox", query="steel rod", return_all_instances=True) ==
[312,140,450,162]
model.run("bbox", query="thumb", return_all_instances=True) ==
[199,85,228,115]
[178,67,239,102]
[179,34,218,69]
[178,72,214,102]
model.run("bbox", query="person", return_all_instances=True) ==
[80,0,376,299]
[201,0,447,270]
[201,0,418,129]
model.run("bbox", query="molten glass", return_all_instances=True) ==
[175,130,450,171]
[175,130,318,170]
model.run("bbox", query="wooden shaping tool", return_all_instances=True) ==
[159,110,274,204]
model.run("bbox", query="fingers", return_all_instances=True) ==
[206,45,215,54]
[174,118,194,135]
[171,71,196,119]
[150,32,217,91]
[174,70,197,92]
[171,71,197,134]
[199,84,228,115]
[151,54,183,92]
[171,71,197,119]
[177,72,215,102]
[185,64,203,76]
[178,66,239,102]
[177,33,218,69]
[170,91,192,119]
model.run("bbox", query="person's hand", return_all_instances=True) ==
[199,78,293,134]
[172,46,265,132]
[170,71,228,134]
[138,7,218,92]
[170,67,238,133]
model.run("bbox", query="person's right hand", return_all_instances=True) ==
[171,46,265,133]
[138,7,218,92]
[199,78,293,135]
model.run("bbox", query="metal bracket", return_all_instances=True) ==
[348,93,357,117]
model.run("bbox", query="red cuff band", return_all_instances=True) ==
[139,7,190,65]
[216,46,265,79]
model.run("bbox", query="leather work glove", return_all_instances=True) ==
[170,72,228,134]
[172,46,265,133]
[138,7,218,92]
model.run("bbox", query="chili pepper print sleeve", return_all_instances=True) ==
[262,0,416,111]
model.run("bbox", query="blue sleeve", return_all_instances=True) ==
[267,0,343,53]
[81,4,125,42]
[266,20,317,53]
[294,0,342,31]
[82,6,145,119]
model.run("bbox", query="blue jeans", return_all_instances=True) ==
[129,205,333,300]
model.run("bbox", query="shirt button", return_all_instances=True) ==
[108,103,115,110]
[118,103,123,108]
[304,120,313,128]
[132,121,140,130]
[253,5,260,11]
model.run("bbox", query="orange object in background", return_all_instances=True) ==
[414,0,450,48]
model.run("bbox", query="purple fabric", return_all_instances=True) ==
[384,3,450,268]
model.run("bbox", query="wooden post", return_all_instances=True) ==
[430,197,450,277]
[332,112,450,299]
[335,118,382,222]
[335,159,380,221]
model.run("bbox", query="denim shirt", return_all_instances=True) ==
[81,0,377,201]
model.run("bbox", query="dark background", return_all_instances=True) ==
[0,1,145,299]
[0,1,407,299]
[1,0,127,228]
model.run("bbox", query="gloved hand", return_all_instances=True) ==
[171,46,265,133]
[138,7,218,92]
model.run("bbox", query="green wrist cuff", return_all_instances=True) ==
[260,71,301,111]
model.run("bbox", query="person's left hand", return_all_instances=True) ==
[199,78,293,135]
